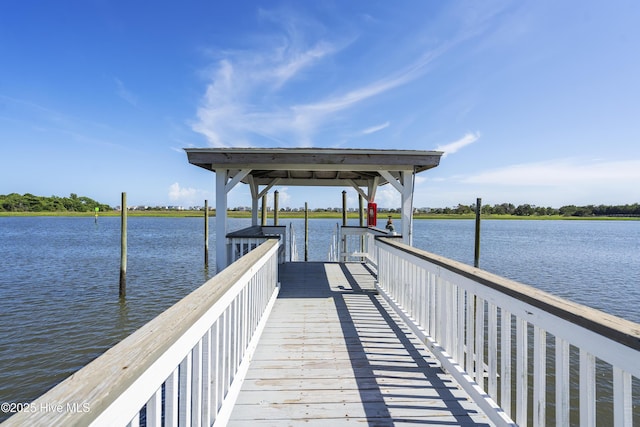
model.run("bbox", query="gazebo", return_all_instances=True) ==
[184,147,443,271]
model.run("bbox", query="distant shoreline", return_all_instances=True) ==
[1,210,638,221]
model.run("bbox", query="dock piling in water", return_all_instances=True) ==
[342,190,348,257]
[204,199,209,268]
[342,190,347,226]
[274,190,279,225]
[119,192,127,298]
[359,194,365,254]
[304,202,309,261]
[474,197,481,268]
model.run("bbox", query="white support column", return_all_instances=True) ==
[248,176,259,226]
[250,199,259,226]
[216,169,229,272]
[400,170,414,246]
[379,170,415,246]
[368,176,379,202]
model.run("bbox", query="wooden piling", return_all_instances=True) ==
[261,194,267,226]
[342,191,347,257]
[119,192,127,298]
[304,202,309,262]
[204,200,209,268]
[342,190,347,226]
[274,190,279,226]
[474,197,481,268]
[359,194,365,254]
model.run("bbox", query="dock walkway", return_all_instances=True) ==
[228,262,493,426]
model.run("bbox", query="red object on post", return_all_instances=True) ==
[367,202,377,227]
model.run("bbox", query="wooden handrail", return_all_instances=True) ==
[3,239,280,426]
[375,236,640,426]
[377,237,640,352]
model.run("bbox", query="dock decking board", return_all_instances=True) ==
[228,262,493,426]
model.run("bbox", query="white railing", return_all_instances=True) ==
[4,239,280,427]
[289,222,298,262]
[327,223,340,262]
[338,226,395,265]
[227,226,286,264]
[375,237,640,427]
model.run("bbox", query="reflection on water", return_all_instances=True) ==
[117,297,130,340]
[0,216,638,421]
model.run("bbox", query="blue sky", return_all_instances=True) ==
[1,1,639,210]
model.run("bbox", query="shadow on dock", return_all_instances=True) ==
[229,262,492,426]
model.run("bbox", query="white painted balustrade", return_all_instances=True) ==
[338,226,395,265]
[227,226,286,264]
[375,237,640,427]
[4,239,280,427]
[288,222,298,262]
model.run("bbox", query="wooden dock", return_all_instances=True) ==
[228,262,493,426]
[9,233,637,426]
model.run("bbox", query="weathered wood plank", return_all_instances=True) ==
[230,399,486,421]
[225,416,487,427]
[227,262,494,426]
[234,386,474,405]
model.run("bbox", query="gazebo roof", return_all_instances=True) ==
[184,147,444,271]
[184,147,443,187]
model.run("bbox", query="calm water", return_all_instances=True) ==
[411,219,640,322]
[0,216,638,420]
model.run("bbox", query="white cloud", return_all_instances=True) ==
[415,158,640,207]
[268,187,292,207]
[190,12,339,148]
[414,175,428,185]
[375,185,401,208]
[360,121,390,135]
[462,158,640,186]
[436,132,480,156]
[191,9,454,148]
[115,78,138,106]
[168,182,202,206]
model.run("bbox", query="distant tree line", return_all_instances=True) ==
[428,202,640,217]
[2,193,639,217]
[0,193,112,212]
